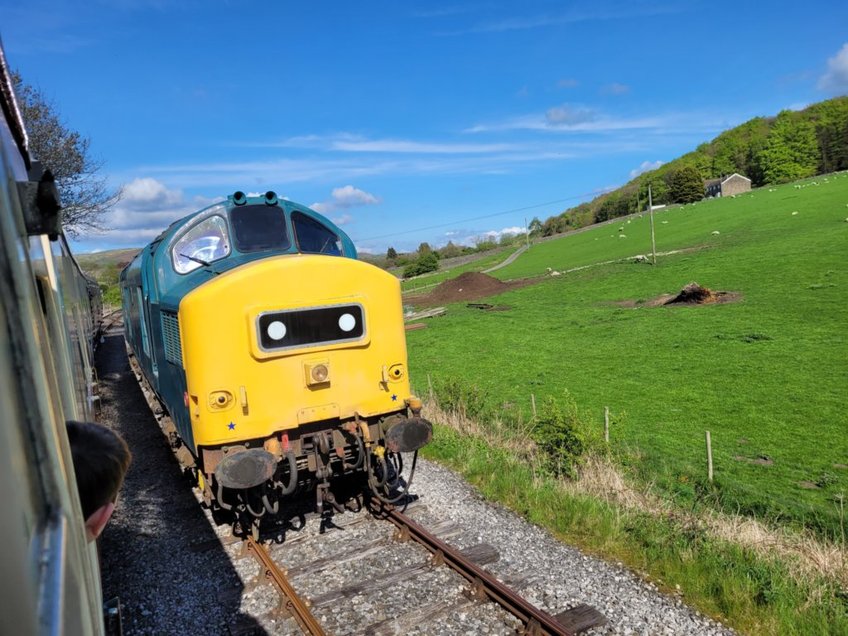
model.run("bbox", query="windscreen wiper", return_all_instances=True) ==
[180,253,211,267]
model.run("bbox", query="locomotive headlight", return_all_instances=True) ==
[267,320,287,341]
[338,313,356,332]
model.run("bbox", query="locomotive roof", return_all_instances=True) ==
[122,191,358,307]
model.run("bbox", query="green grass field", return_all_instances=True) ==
[408,173,848,536]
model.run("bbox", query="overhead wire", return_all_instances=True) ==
[351,188,609,243]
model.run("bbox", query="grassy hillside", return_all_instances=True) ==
[76,248,139,307]
[407,173,848,536]
[535,96,848,234]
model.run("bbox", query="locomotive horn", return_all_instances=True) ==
[264,191,278,205]
[232,191,247,205]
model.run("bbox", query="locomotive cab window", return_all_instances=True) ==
[293,212,341,255]
[231,204,291,253]
[172,215,231,274]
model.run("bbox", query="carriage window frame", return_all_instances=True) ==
[292,211,342,256]
[171,215,231,274]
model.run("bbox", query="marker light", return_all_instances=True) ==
[338,313,356,332]
[267,321,286,340]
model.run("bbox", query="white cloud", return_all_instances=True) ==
[438,5,681,36]
[126,108,739,192]
[557,78,578,89]
[466,109,729,135]
[629,160,664,178]
[264,134,516,154]
[79,178,217,248]
[482,226,526,239]
[330,185,380,207]
[440,225,527,248]
[818,43,848,94]
[545,104,596,126]
[601,82,630,95]
[310,185,381,218]
[121,177,186,210]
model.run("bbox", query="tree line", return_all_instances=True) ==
[378,232,528,278]
[531,96,848,235]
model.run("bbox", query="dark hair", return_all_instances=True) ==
[66,421,131,519]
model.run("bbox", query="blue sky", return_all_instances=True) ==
[2,1,847,254]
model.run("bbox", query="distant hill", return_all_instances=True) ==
[535,95,848,234]
[76,248,140,307]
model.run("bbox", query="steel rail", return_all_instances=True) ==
[244,536,327,636]
[384,507,574,636]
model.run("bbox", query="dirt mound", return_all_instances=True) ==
[615,282,741,308]
[664,282,716,305]
[428,272,510,304]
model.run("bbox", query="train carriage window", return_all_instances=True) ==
[172,215,231,274]
[231,205,291,253]
[292,212,341,255]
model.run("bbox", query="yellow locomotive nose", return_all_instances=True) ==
[180,254,414,444]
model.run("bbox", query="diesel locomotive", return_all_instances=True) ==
[121,191,431,528]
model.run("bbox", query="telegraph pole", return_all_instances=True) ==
[524,217,530,249]
[648,185,657,266]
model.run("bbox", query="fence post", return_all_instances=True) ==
[706,431,714,482]
[531,394,537,419]
[604,406,610,443]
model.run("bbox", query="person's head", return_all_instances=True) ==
[66,420,131,541]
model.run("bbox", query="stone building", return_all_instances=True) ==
[704,173,752,197]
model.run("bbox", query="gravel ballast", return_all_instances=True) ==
[95,324,733,635]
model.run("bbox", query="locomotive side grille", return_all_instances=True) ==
[161,312,183,366]
[256,304,365,352]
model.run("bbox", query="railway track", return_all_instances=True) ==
[123,308,607,635]
[210,501,607,636]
